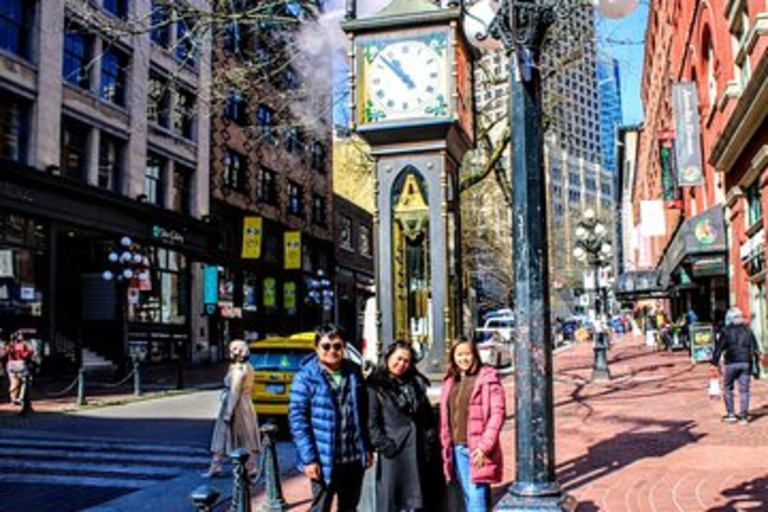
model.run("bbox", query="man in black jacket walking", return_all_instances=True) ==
[712,307,761,425]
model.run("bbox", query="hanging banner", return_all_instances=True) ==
[263,277,276,307]
[659,141,678,201]
[241,217,262,259]
[639,200,667,237]
[203,265,218,306]
[284,281,296,310]
[672,82,704,186]
[284,231,301,270]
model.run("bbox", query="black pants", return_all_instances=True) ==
[310,461,365,512]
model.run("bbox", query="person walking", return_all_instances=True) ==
[367,341,442,512]
[289,324,373,512]
[711,307,762,425]
[4,332,34,406]
[439,338,505,511]
[203,339,261,478]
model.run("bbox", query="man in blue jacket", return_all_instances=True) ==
[289,324,373,511]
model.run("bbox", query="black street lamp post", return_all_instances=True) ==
[573,208,613,381]
[460,0,636,509]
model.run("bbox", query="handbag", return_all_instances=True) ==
[707,377,721,398]
[752,352,761,379]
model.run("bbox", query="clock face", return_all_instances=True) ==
[364,38,447,121]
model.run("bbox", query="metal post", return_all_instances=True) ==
[190,484,220,512]
[260,423,287,511]
[591,264,610,381]
[177,340,186,390]
[229,448,252,512]
[77,366,87,406]
[133,358,142,396]
[495,0,574,510]
[19,372,33,415]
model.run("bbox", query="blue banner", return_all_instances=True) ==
[203,265,218,305]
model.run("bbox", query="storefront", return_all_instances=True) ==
[0,160,212,373]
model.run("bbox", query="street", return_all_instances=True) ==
[0,390,298,512]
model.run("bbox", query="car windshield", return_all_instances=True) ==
[249,350,308,371]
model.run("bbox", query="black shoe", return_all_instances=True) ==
[738,415,749,425]
[722,414,738,424]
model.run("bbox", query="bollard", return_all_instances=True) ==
[259,423,287,512]
[18,372,33,415]
[190,484,220,512]
[133,358,142,397]
[229,448,252,512]
[77,367,87,406]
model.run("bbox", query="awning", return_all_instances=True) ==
[615,270,668,300]
[658,205,728,286]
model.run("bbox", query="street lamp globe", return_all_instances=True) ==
[108,251,119,263]
[601,242,612,256]
[583,208,596,220]
[573,246,586,261]
[102,270,114,281]
[595,0,640,19]
[120,236,132,247]
[575,226,588,240]
[594,222,606,237]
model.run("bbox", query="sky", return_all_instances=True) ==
[595,2,650,125]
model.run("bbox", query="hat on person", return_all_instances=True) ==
[725,307,744,326]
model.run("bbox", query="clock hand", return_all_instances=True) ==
[380,56,416,89]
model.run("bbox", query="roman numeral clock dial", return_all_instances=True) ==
[364,37,447,122]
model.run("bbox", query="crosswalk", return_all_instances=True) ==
[0,435,211,490]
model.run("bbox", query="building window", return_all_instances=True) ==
[0,94,29,163]
[98,135,123,192]
[100,47,128,106]
[145,154,165,206]
[257,103,273,137]
[312,195,326,226]
[171,164,192,215]
[746,181,762,228]
[103,0,128,18]
[706,39,717,106]
[257,166,277,205]
[148,72,170,127]
[173,87,196,139]
[225,90,248,125]
[283,67,301,89]
[129,247,187,325]
[340,215,353,251]
[63,29,92,89]
[311,141,326,172]
[287,181,303,216]
[224,149,246,191]
[0,0,33,60]
[60,118,90,181]
[360,224,372,257]
[285,127,302,154]
[176,17,197,65]
[150,1,171,48]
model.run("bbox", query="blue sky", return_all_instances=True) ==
[596,3,649,125]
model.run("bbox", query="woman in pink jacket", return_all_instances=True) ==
[439,339,506,511]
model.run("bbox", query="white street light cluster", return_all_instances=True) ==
[102,236,150,282]
[306,270,334,312]
[573,208,612,266]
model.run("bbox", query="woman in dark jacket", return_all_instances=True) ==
[367,341,442,511]
[712,307,762,424]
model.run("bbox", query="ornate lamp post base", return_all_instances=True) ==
[495,492,576,511]
[591,332,611,381]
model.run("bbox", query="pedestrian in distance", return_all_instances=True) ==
[203,339,261,478]
[439,338,505,512]
[289,324,373,512]
[711,307,762,425]
[3,331,34,406]
[367,340,443,512]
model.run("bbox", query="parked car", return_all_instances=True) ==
[475,331,513,368]
[248,332,363,417]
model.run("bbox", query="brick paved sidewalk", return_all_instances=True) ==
[251,334,768,511]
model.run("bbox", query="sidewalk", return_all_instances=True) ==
[250,334,768,511]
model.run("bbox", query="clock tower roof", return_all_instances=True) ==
[342,0,459,34]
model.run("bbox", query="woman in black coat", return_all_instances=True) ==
[367,341,442,512]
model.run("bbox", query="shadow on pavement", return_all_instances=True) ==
[714,474,768,511]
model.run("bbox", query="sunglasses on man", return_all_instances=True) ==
[319,342,344,352]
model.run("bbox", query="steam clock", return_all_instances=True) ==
[342,0,476,374]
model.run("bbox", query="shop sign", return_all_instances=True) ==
[0,181,34,203]
[264,277,276,307]
[284,231,301,270]
[284,281,296,311]
[241,217,262,259]
[0,249,13,277]
[691,255,727,277]
[672,82,704,187]
[152,225,185,245]
[690,323,715,363]
[660,142,678,201]
[203,265,219,306]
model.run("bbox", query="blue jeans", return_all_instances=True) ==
[723,362,751,417]
[453,444,489,512]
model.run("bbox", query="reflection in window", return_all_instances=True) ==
[0,94,28,163]
[128,248,187,325]
[61,118,90,180]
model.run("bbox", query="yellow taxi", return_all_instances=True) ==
[248,332,365,416]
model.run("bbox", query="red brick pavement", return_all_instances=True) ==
[252,334,768,511]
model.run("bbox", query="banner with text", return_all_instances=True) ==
[263,277,276,307]
[672,82,704,187]
[284,231,302,270]
[241,217,262,259]
[284,281,296,310]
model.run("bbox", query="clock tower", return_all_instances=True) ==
[342,0,476,374]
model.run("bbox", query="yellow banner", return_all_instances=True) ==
[241,217,262,259]
[284,231,302,270]
[263,277,276,307]
[284,282,296,310]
